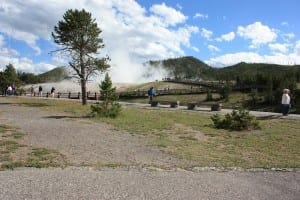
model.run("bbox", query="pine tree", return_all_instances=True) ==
[52,9,110,105]
[91,73,121,118]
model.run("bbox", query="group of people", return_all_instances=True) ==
[30,85,55,97]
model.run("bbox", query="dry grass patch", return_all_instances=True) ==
[2,97,300,169]
[0,122,67,170]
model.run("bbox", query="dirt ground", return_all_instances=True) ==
[0,97,192,168]
[1,97,300,200]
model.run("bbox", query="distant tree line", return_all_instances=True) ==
[0,63,59,93]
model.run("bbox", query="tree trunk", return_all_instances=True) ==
[81,79,87,105]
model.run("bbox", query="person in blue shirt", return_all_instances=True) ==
[148,86,155,104]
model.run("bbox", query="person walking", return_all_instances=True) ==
[148,86,155,104]
[38,85,43,97]
[30,85,34,96]
[7,85,12,96]
[281,88,291,116]
[51,87,55,97]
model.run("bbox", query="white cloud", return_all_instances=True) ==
[0,1,59,55]
[0,34,19,57]
[281,33,295,42]
[0,55,57,74]
[208,45,220,52]
[268,43,290,53]
[206,51,300,67]
[193,12,208,19]
[149,2,187,26]
[0,34,4,47]
[206,52,263,67]
[201,28,213,40]
[176,3,183,10]
[191,46,200,52]
[0,48,19,57]
[237,22,277,48]
[216,32,235,42]
[0,0,198,82]
[295,41,300,56]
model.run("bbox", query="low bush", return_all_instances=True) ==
[91,102,121,118]
[211,108,260,131]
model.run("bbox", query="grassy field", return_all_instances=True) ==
[1,97,300,169]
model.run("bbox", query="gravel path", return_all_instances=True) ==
[0,98,186,167]
[0,97,299,200]
[0,167,299,200]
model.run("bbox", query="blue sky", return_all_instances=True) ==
[0,0,299,82]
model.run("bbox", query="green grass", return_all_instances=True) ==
[25,148,66,168]
[96,107,300,168]
[0,119,67,170]
[2,97,300,169]
[0,140,22,152]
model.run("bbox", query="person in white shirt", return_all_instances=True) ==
[281,88,291,115]
[7,85,12,95]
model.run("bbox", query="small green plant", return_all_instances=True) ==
[25,148,65,168]
[91,73,121,118]
[211,108,260,131]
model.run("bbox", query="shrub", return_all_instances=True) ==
[211,108,260,131]
[91,102,121,118]
[91,73,121,118]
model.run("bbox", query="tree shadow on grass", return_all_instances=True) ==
[0,102,49,107]
[255,115,282,120]
[43,115,92,120]
[21,102,49,107]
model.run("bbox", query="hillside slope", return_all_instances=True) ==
[146,56,300,81]
[37,67,68,82]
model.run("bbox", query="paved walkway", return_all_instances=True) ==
[119,101,300,120]
[0,167,299,200]
[5,95,300,120]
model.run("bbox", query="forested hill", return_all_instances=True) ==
[146,56,300,81]
[146,56,216,80]
[215,62,300,81]
[37,67,68,82]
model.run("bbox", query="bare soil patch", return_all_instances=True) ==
[0,99,190,168]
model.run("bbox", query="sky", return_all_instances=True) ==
[0,0,299,83]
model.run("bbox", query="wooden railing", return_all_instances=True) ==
[21,91,101,100]
[5,87,216,99]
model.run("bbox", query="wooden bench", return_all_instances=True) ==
[87,92,99,100]
[211,103,222,111]
[187,102,197,110]
[151,100,180,108]
[187,102,222,111]
[68,92,81,99]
